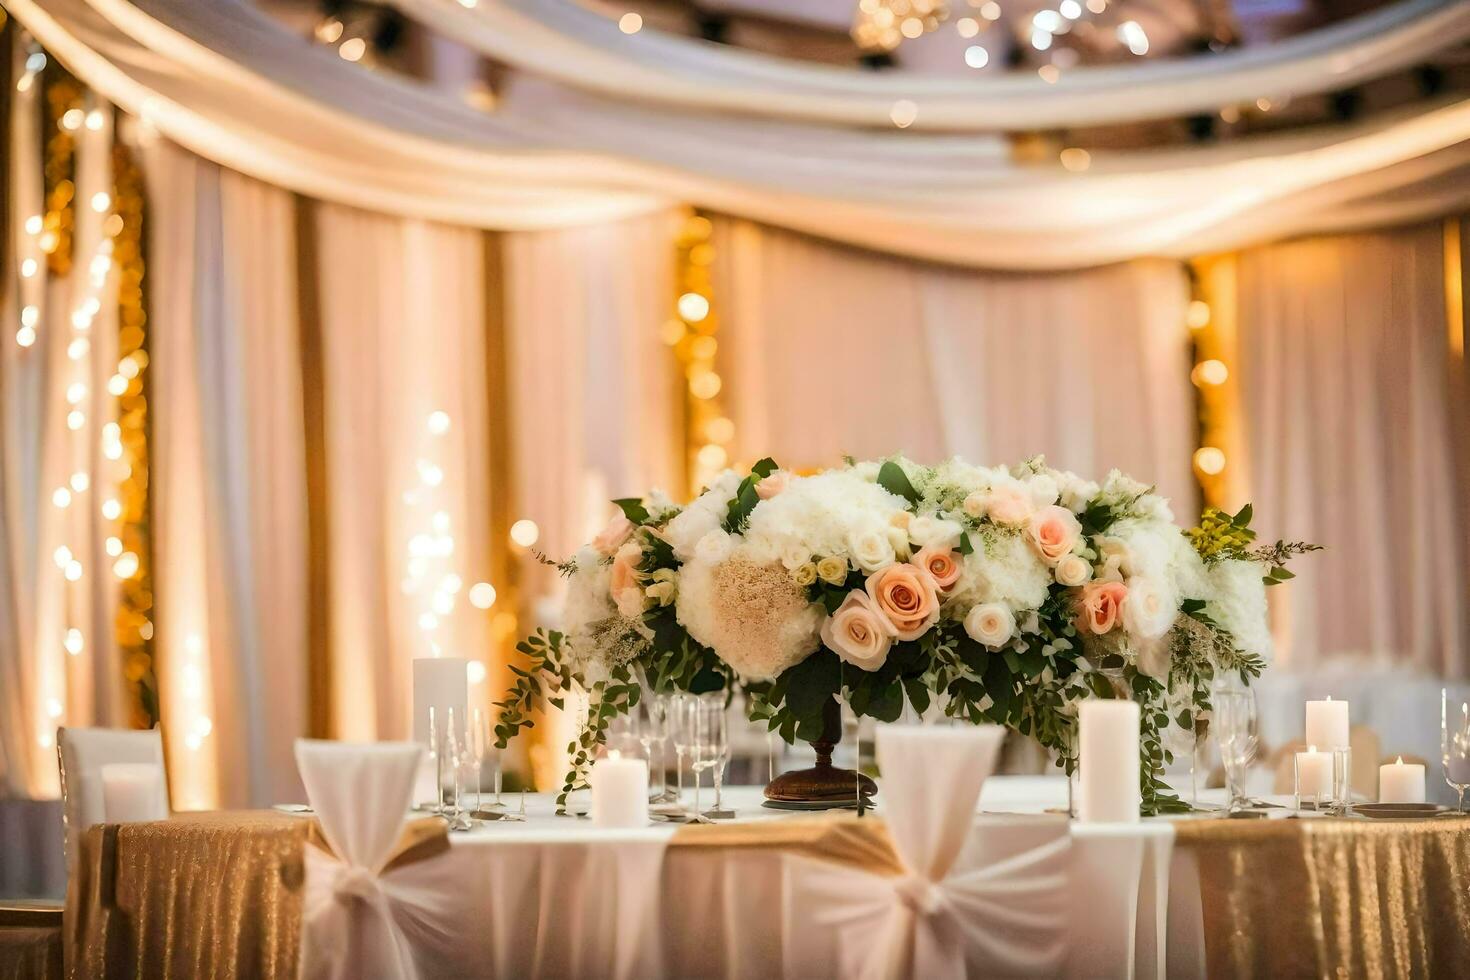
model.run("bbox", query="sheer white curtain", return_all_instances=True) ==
[144,140,309,808]
[714,219,1197,510]
[502,210,683,603]
[1235,222,1469,678]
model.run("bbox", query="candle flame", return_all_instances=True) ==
[1308,745,1317,753]
[1396,756,1403,765]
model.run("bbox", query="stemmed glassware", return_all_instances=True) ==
[442,708,473,831]
[1214,687,1260,812]
[642,695,676,804]
[684,698,724,825]
[698,693,733,819]
[668,693,698,818]
[1442,688,1470,812]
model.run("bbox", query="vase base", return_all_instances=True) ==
[764,764,877,806]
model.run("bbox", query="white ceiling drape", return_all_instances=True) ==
[9,0,1470,270]
[392,0,1470,132]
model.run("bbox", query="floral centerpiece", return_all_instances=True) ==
[494,455,1316,814]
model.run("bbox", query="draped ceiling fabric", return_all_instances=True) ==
[714,220,1197,512]
[6,0,1470,267]
[395,0,1470,131]
[1232,223,1470,679]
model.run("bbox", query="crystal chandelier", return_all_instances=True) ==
[852,0,949,55]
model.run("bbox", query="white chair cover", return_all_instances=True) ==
[783,725,1071,980]
[56,727,168,873]
[296,739,460,980]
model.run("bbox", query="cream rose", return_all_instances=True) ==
[780,544,812,571]
[791,562,818,588]
[848,528,897,574]
[1122,576,1176,639]
[1078,580,1128,634]
[962,492,987,519]
[644,568,676,607]
[816,556,849,586]
[1055,554,1093,588]
[694,529,734,565]
[985,486,1034,526]
[912,544,962,594]
[964,602,1015,648]
[886,525,912,562]
[1028,505,1082,564]
[865,563,940,641]
[591,513,634,556]
[755,470,790,500]
[820,590,893,671]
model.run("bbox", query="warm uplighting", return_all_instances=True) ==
[52,488,72,509]
[979,1,1001,20]
[1194,447,1226,475]
[690,371,722,400]
[315,18,344,43]
[102,498,121,520]
[1060,148,1091,172]
[469,582,497,609]
[15,326,36,348]
[964,45,989,69]
[1038,65,1061,84]
[705,416,735,444]
[696,443,728,470]
[618,12,643,34]
[510,519,540,547]
[1186,300,1211,329]
[1192,359,1229,386]
[1059,0,1082,18]
[677,292,710,322]
[466,660,487,684]
[427,410,451,434]
[1118,21,1149,56]
[338,37,367,62]
[956,17,979,38]
[114,552,140,578]
[60,108,84,131]
[889,100,918,129]
[64,629,83,656]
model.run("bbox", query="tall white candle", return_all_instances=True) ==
[1295,746,1333,801]
[413,657,468,746]
[1304,696,1349,750]
[1377,756,1426,804]
[589,752,649,828]
[1078,700,1140,824]
[100,763,167,824]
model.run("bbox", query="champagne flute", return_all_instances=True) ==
[699,693,733,819]
[667,693,698,819]
[642,695,674,804]
[686,699,719,825]
[1442,689,1470,812]
[1214,689,1259,812]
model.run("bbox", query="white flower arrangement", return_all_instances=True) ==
[498,455,1316,814]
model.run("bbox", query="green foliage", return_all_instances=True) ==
[612,497,651,525]
[724,457,779,533]
[876,460,920,506]
[557,663,641,811]
[1188,504,1321,584]
[493,629,572,749]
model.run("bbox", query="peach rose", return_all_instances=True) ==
[755,470,790,500]
[865,563,940,641]
[1055,554,1093,588]
[609,541,645,617]
[1028,505,1081,564]
[985,486,1034,526]
[912,544,962,594]
[592,512,634,555]
[820,590,893,671]
[1078,580,1128,635]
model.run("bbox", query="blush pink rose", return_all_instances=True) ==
[865,563,940,641]
[985,487,1034,526]
[1028,505,1082,564]
[912,544,962,594]
[755,470,790,500]
[1078,580,1128,635]
[592,512,634,555]
[820,590,893,671]
[609,541,645,617]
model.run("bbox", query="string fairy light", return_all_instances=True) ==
[670,210,734,493]
[401,411,467,663]
[1188,257,1246,511]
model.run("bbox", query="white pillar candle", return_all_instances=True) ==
[589,753,649,829]
[1377,756,1426,803]
[1295,746,1333,801]
[1304,696,1350,750]
[413,657,468,746]
[100,763,167,824]
[1078,700,1140,824]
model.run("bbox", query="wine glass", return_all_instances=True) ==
[443,708,472,831]
[1214,689,1259,812]
[1442,689,1470,812]
[698,693,733,819]
[668,694,699,820]
[685,699,722,825]
[642,695,675,804]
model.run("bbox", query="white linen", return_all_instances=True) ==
[55,726,167,873]
[8,0,1470,267]
[395,0,1470,131]
[784,725,1070,979]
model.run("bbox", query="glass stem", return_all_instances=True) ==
[694,767,702,818]
[713,765,723,810]
[676,749,685,802]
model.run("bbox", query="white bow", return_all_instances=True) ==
[783,725,1073,980]
[296,740,449,980]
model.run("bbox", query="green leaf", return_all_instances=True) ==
[612,497,650,524]
[785,650,841,722]
[958,532,974,556]
[1271,567,1295,581]
[1232,503,1253,527]
[724,480,760,533]
[870,681,905,722]
[876,461,920,506]
[750,457,779,479]
[902,677,930,716]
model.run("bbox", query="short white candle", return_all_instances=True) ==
[1295,746,1333,802]
[100,763,167,824]
[1304,696,1349,750]
[589,752,649,829]
[1378,756,1425,803]
[1078,699,1140,824]
[413,657,468,746]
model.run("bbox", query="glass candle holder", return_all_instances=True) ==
[1330,747,1353,816]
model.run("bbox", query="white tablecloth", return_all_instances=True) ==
[340,777,1205,979]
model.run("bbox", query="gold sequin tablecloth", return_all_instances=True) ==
[64,808,1470,980]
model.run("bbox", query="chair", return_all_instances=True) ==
[55,728,168,874]
[782,724,1071,979]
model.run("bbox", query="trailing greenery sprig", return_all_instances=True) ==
[1186,504,1322,585]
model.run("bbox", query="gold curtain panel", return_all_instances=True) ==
[65,812,1470,980]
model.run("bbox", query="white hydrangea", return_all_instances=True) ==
[1206,559,1274,662]
[742,469,909,567]
[663,469,742,560]
[948,529,1052,615]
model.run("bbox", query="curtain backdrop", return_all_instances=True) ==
[1233,222,1470,679]
[714,220,1198,512]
